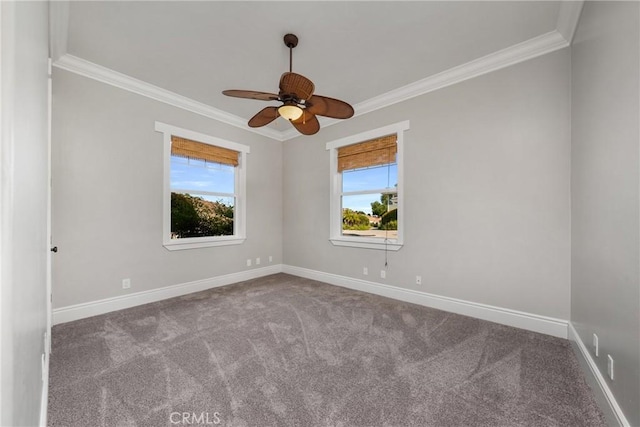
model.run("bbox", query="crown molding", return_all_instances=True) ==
[55,6,577,143]
[280,30,569,141]
[53,55,285,141]
[353,31,568,117]
[556,0,585,44]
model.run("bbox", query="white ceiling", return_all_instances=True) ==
[55,1,579,139]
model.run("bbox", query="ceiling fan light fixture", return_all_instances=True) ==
[222,33,354,135]
[278,104,303,121]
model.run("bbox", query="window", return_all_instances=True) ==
[326,121,409,251]
[156,122,250,250]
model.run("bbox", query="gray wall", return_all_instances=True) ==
[283,49,571,319]
[0,1,50,425]
[571,2,640,425]
[48,4,640,423]
[51,70,283,308]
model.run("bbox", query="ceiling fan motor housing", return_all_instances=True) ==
[222,33,354,136]
[279,72,315,102]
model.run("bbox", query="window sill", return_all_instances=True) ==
[329,237,403,251]
[164,237,245,251]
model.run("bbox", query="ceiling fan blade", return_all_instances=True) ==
[248,106,280,128]
[306,95,354,119]
[290,111,320,135]
[279,72,315,101]
[222,90,280,101]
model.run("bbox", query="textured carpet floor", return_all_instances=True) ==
[48,273,606,426]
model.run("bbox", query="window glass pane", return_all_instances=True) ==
[170,192,234,238]
[341,193,398,239]
[342,163,397,193]
[170,155,235,194]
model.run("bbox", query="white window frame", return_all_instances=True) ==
[155,121,250,251]
[326,120,409,251]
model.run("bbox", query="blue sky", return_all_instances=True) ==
[170,156,397,214]
[170,156,235,204]
[342,164,397,214]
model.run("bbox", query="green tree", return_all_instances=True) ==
[380,208,397,228]
[342,208,371,230]
[207,201,234,235]
[193,199,234,236]
[171,193,234,238]
[214,202,234,219]
[379,220,397,230]
[171,192,201,237]
[371,200,387,217]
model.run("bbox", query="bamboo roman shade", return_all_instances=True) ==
[337,134,397,172]
[171,136,239,167]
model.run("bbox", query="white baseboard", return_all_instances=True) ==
[53,263,567,338]
[282,265,568,339]
[568,323,630,427]
[51,264,627,425]
[53,264,283,325]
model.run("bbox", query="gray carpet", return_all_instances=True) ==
[48,273,606,426]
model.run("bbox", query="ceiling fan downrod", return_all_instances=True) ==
[283,33,298,73]
[221,32,354,136]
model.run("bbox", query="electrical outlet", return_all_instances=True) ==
[363,267,368,275]
[380,270,386,279]
[607,355,614,380]
[593,333,599,357]
[416,275,422,285]
[246,259,252,267]
[256,257,261,265]
[122,278,131,289]
[269,255,273,263]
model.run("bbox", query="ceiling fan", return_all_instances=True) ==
[222,34,354,136]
